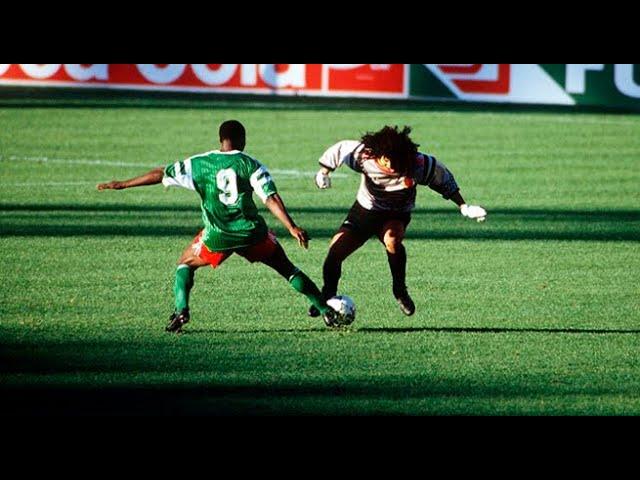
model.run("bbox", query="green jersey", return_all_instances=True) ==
[163,149,278,251]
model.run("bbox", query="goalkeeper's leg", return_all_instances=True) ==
[378,220,415,316]
[306,228,367,317]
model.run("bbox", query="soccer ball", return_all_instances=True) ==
[326,295,356,326]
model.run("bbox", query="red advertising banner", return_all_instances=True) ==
[0,64,408,98]
[326,64,405,93]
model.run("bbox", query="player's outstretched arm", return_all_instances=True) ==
[97,167,164,191]
[422,158,487,222]
[449,191,487,222]
[264,193,310,249]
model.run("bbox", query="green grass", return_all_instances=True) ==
[1,97,639,415]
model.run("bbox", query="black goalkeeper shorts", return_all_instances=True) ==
[339,201,412,240]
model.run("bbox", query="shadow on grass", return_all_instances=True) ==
[0,384,496,416]
[3,202,640,220]
[2,322,639,414]
[0,375,637,415]
[4,324,637,377]
[1,203,639,242]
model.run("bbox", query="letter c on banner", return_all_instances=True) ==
[191,64,237,85]
[20,64,62,79]
[136,64,186,84]
[0,64,10,76]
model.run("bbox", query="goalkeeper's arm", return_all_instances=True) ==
[449,191,487,222]
[421,157,487,222]
[314,140,361,189]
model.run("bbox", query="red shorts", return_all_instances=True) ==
[191,230,279,268]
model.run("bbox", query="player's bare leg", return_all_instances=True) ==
[309,228,367,317]
[166,243,209,333]
[378,220,415,316]
[258,242,337,327]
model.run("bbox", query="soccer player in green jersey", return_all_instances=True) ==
[97,120,337,332]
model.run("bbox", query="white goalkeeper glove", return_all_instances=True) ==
[460,204,487,222]
[315,170,331,189]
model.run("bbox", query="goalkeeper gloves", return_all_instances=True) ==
[315,170,331,189]
[460,204,487,222]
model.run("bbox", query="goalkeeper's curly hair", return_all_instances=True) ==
[360,125,420,175]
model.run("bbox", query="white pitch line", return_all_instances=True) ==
[0,154,347,178]
[274,169,347,178]
[4,181,100,187]
[0,155,152,168]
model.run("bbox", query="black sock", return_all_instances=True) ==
[387,245,408,298]
[322,254,341,300]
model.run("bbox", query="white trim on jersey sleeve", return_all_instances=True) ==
[318,140,361,171]
[250,165,275,203]
[162,158,196,191]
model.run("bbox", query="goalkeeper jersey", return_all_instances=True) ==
[318,140,460,212]
[163,149,277,251]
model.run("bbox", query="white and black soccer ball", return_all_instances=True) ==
[326,295,356,326]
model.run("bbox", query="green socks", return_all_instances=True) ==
[173,265,326,315]
[288,269,328,314]
[174,264,194,312]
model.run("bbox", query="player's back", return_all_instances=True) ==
[164,149,276,251]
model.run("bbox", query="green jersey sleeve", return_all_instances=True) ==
[247,158,277,203]
[162,158,196,191]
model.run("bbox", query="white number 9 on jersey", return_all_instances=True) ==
[217,168,239,205]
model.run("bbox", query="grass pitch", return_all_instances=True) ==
[1,95,639,415]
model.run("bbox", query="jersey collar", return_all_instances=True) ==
[213,149,241,154]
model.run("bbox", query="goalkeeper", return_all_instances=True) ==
[310,125,487,317]
[98,120,337,332]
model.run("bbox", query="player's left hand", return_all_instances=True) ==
[289,227,310,249]
[97,181,125,190]
[460,204,487,222]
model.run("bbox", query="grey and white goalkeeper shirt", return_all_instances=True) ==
[318,140,460,212]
